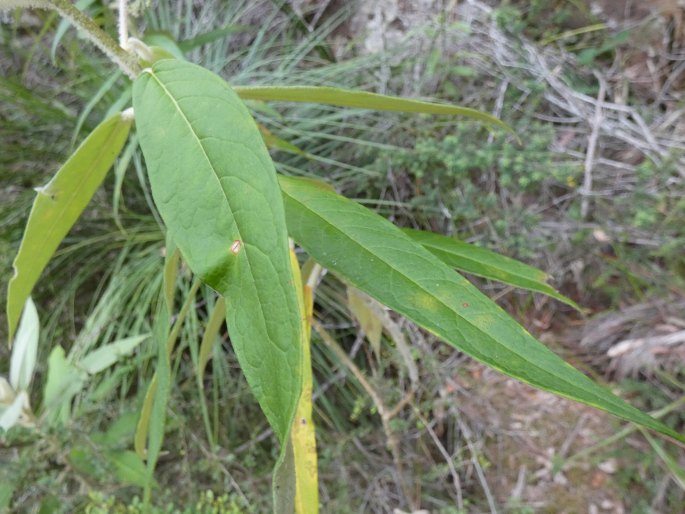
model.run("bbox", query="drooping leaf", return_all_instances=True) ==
[6,111,133,343]
[279,175,684,443]
[347,287,383,358]
[9,297,39,391]
[288,247,318,514]
[234,85,514,135]
[404,228,580,310]
[133,59,302,442]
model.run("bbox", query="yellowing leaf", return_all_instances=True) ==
[289,248,318,514]
[347,287,383,358]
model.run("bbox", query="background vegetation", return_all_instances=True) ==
[1,0,684,512]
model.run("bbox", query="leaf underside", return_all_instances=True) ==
[7,112,132,343]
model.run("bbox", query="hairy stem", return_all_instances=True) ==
[47,0,140,78]
[117,0,129,49]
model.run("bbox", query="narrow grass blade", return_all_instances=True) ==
[6,111,132,343]
[642,430,685,491]
[234,86,514,135]
[198,296,226,384]
[279,175,684,443]
[404,228,580,310]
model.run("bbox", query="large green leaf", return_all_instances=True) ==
[279,176,684,442]
[234,85,514,134]
[6,111,133,343]
[404,228,580,310]
[133,59,302,442]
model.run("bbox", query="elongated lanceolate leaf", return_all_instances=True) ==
[279,176,684,442]
[234,85,514,135]
[404,228,580,310]
[6,111,133,343]
[133,59,302,442]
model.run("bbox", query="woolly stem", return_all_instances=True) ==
[46,0,140,78]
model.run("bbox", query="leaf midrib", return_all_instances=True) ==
[145,69,295,434]
[282,187,644,415]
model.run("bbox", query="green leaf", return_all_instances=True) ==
[9,297,39,391]
[143,295,171,504]
[78,334,148,375]
[177,24,252,51]
[6,111,133,343]
[42,346,87,424]
[0,480,15,511]
[279,176,684,443]
[404,228,580,310]
[234,85,515,135]
[133,59,302,442]
[106,450,149,488]
[643,430,685,491]
[143,32,186,60]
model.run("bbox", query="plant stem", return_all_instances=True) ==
[117,0,128,49]
[47,0,140,78]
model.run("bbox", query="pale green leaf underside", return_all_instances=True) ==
[404,228,580,310]
[7,112,132,343]
[279,176,683,443]
[234,85,514,135]
[133,59,302,441]
[9,297,39,391]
